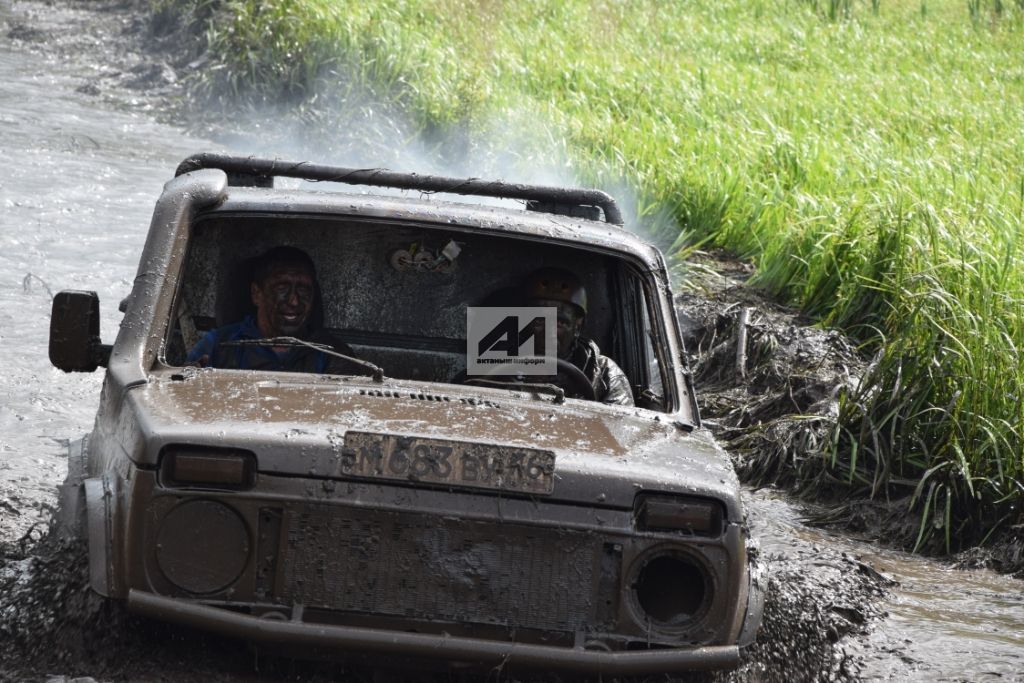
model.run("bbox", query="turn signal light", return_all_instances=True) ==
[635,494,724,535]
[159,446,257,490]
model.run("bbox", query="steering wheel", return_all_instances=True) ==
[453,358,597,402]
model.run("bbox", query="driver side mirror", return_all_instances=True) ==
[49,290,111,372]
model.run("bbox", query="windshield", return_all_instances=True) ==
[165,212,678,413]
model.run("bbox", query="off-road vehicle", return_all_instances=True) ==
[49,153,764,675]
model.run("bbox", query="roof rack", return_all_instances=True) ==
[175,153,624,226]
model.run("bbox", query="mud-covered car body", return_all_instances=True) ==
[50,154,763,675]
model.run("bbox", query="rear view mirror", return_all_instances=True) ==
[49,290,111,372]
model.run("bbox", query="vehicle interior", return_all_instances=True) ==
[164,212,671,411]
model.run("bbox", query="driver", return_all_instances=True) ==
[524,268,634,406]
[186,246,355,373]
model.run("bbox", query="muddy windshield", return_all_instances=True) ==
[164,212,675,411]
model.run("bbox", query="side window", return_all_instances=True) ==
[162,238,218,367]
[611,266,669,411]
[641,299,665,405]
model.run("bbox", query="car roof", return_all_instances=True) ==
[177,153,665,270]
[203,185,666,270]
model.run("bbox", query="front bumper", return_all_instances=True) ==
[128,590,740,674]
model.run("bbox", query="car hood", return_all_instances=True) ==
[125,370,742,519]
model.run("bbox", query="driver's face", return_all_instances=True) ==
[531,299,583,358]
[251,263,315,338]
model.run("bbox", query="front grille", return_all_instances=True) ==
[278,505,602,633]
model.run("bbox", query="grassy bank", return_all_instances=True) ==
[156,0,1024,551]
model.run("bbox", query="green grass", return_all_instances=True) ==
[157,0,1024,551]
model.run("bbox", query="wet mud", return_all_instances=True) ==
[677,254,1024,574]
[0,525,889,683]
[2,0,177,111]
[0,2,1021,682]
[676,254,866,489]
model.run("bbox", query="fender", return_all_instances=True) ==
[53,438,87,541]
[84,474,121,598]
[738,555,767,649]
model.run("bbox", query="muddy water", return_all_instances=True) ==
[747,489,1024,681]
[1,6,1022,683]
[0,12,215,541]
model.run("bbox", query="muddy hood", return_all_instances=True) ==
[124,371,742,519]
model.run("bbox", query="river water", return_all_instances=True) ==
[0,5,1021,682]
[747,489,1024,681]
[0,7,216,544]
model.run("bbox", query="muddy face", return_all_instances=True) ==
[531,299,583,358]
[250,264,315,337]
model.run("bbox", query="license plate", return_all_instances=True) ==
[340,432,556,495]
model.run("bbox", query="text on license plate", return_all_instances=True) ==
[340,432,555,495]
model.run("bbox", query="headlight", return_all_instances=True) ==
[634,493,724,535]
[629,548,712,630]
[156,499,250,594]
[159,446,257,490]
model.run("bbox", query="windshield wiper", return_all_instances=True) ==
[463,378,566,404]
[220,337,384,383]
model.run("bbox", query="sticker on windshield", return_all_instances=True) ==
[466,306,557,375]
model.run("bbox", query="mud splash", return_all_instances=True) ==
[0,523,888,683]
[0,535,281,682]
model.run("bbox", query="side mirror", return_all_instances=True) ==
[49,291,111,372]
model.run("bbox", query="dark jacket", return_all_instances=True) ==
[186,315,353,374]
[568,338,634,406]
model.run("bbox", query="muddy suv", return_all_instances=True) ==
[49,154,763,675]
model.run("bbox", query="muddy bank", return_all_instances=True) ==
[676,253,866,489]
[675,253,870,498]
[2,0,180,114]
[675,253,1024,576]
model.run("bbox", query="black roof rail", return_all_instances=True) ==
[175,153,624,226]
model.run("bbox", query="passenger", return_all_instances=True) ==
[524,268,634,406]
[187,246,355,373]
